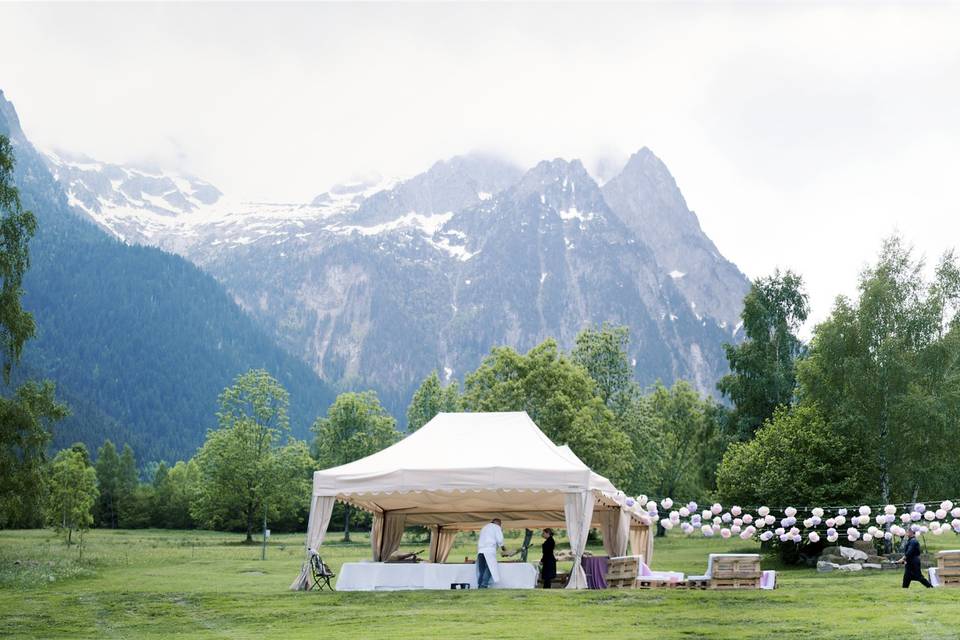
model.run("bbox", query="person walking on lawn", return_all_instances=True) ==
[899,528,933,589]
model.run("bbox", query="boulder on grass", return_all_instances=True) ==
[839,547,869,561]
[817,561,839,572]
[837,563,863,572]
[862,563,882,570]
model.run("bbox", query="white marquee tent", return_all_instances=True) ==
[292,411,653,590]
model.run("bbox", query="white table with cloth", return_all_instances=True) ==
[336,562,539,591]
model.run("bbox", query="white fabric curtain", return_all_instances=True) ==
[371,512,385,561]
[373,512,406,561]
[600,508,630,557]
[289,495,335,590]
[428,526,459,563]
[629,525,653,565]
[564,491,595,589]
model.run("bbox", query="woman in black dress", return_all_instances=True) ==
[540,528,556,588]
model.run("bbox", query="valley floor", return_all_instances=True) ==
[1,529,958,639]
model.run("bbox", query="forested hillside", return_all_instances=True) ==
[0,90,336,463]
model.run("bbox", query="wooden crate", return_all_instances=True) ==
[607,576,638,589]
[712,556,761,580]
[637,579,687,589]
[938,551,960,588]
[605,556,641,589]
[711,577,760,590]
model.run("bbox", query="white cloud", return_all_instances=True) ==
[1,2,958,331]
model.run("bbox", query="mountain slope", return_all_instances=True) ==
[37,118,749,419]
[602,148,750,331]
[1,90,336,462]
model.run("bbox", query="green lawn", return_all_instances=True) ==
[1,528,958,639]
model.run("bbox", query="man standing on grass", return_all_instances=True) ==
[477,518,507,588]
[899,528,933,589]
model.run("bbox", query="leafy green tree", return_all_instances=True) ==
[0,381,69,527]
[162,459,200,529]
[192,370,313,542]
[312,391,399,540]
[718,270,809,438]
[716,404,866,506]
[797,237,960,503]
[0,139,68,529]
[0,134,37,383]
[572,324,632,408]
[462,340,632,484]
[621,381,718,506]
[406,371,462,432]
[46,445,98,554]
[94,440,120,528]
[116,444,142,527]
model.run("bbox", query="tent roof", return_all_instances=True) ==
[313,411,618,498]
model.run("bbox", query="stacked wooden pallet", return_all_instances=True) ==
[710,555,761,590]
[938,550,960,588]
[605,555,641,589]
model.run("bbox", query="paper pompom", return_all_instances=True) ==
[743,514,754,525]
[862,533,873,542]
[722,513,732,523]
[936,509,947,520]
[702,525,714,537]
[759,531,773,542]
[720,528,732,539]
[952,508,960,519]
[826,518,836,528]
[758,506,770,517]
[647,500,658,511]
[808,531,820,543]
[785,507,797,518]
[910,512,921,522]
[775,527,785,536]
[679,507,690,518]
[924,511,936,521]
[661,519,674,530]
[625,498,635,507]
[884,532,893,540]
[764,514,775,526]
[711,503,723,515]
[812,507,824,518]
[803,518,814,529]
[827,533,839,543]
[941,500,953,512]
[702,510,712,521]
[913,503,926,513]
[731,505,742,516]
[731,525,742,534]
[834,515,846,527]
[837,508,847,516]
[661,498,674,510]
[884,504,897,515]
[638,495,648,507]
[900,513,912,523]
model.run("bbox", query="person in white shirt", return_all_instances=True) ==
[476,518,507,588]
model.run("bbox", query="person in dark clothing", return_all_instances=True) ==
[540,528,557,588]
[899,529,933,588]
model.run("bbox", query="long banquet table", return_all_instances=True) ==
[336,561,539,591]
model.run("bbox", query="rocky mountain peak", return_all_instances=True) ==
[513,158,608,217]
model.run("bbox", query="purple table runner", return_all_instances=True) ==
[581,555,609,589]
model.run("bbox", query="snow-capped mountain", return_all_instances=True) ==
[46,146,750,415]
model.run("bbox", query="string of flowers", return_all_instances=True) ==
[614,496,960,543]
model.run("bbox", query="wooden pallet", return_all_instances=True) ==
[687,578,710,590]
[712,557,761,580]
[606,576,638,589]
[937,551,960,588]
[637,579,687,589]
[710,577,760,590]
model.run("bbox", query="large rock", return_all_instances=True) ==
[837,563,863,572]
[839,547,869,561]
[817,561,839,572]
[862,563,882,570]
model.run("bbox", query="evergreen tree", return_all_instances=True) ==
[94,440,120,528]
[572,324,632,408]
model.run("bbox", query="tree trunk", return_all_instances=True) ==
[343,504,351,542]
[246,505,254,544]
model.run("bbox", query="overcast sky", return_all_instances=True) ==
[2,2,959,330]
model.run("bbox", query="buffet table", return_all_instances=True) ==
[336,562,539,591]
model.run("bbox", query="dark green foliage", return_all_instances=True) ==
[718,270,808,438]
[572,324,632,408]
[0,134,37,383]
[94,440,120,528]
[405,371,461,432]
[0,380,68,527]
[716,404,866,506]
[462,339,632,484]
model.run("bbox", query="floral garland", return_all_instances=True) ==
[616,496,960,543]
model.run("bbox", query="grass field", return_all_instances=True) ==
[1,528,958,639]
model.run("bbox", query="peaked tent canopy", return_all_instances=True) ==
[294,412,653,590]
